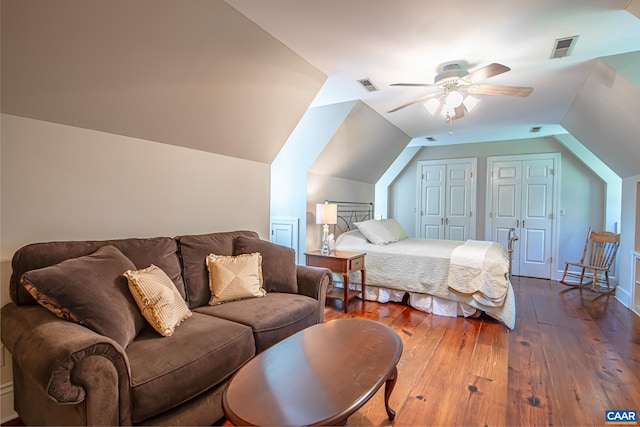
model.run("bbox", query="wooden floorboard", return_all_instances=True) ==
[326,276,640,426]
[6,277,638,427]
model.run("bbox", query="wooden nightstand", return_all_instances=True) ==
[305,250,366,313]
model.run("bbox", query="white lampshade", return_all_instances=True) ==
[424,98,440,115]
[445,90,464,108]
[316,203,337,225]
[463,95,480,112]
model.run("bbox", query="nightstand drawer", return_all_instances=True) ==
[349,256,364,271]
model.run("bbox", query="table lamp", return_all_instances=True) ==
[316,202,337,255]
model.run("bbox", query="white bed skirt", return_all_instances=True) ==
[331,276,478,319]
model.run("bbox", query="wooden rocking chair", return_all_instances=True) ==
[560,227,620,293]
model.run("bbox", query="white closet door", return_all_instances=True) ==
[491,160,523,274]
[488,154,557,279]
[417,159,476,241]
[520,158,554,278]
[445,162,473,241]
[418,164,445,239]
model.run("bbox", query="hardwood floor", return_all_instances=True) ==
[4,277,638,426]
[323,276,640,426]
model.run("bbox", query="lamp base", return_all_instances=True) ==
[321,224,331,255]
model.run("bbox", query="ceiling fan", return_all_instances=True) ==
[387,62,533,120]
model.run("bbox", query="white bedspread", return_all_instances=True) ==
[447,240,509,307]
[334,230,515,329]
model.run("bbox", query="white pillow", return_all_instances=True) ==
[335,229,369,246]
[381,218,409,241]
[354,219,396,245]
[354,218,409,245]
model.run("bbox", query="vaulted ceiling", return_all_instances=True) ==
[1,0,325,164]
[2,0,640,181]
[227,0,640,146]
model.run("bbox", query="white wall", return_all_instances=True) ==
[307,173,373,252]
[388,136,605,276]
[375,146,421,220]
[618,174,640,307]
[0,114,271,421]
[271,102,356,263]
[562,58,640,179]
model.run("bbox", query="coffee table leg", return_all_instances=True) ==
[384,366,398,420]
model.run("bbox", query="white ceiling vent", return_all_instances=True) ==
[551,36,578,59]
[357,78,379,92]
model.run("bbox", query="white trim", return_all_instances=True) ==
[1,381,17,423]
[631,251,640,315]
[269,216,300,260]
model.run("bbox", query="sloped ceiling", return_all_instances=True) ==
[562,56,640,179]
[0,0,325,164]
[309,101,410,183]
[226,0,640,146]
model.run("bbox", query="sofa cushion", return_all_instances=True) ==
[126,312,255,423]
[194,293,318,353]
[177,231,259,308]
[234,236,298,293]
[10,237,185,306]
[206,253,266,305]
[21,245,145,348]
[124,264,192,337]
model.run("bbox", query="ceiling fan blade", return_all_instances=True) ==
[452,105,465,120]
[468,84,533,97]
[460,63,510,84]
[390,83,441,87]
[387,92,440,113]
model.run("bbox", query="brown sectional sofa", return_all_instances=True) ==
[1,230,332,426]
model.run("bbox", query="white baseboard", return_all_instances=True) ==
[615,285,632,307]
[1,381,16,423]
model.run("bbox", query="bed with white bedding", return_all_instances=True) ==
[334,219,515,329]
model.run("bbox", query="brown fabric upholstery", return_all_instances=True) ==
[1,303,132,425]
[10,237,185,306]
[21,245,145,349]
[296,265,332,323]
[234,236,298,293]
[176,231,259,308]
[2,231,329,426]
[194,293,318,353]
[136,381,227,426]
[126,313,255,423]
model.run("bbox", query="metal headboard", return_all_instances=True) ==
[326,200,374,236]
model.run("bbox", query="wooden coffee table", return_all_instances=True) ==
[222,318,403,426]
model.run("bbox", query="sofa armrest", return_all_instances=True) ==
[296,265,332,322]
[1,303,132,425]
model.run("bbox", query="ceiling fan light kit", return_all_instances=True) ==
[389,62,534,125]
[463,95,479,111]
[422,89,479,122]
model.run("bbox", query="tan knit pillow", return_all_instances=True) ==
[124,264,192,337]
[206,252,266,305]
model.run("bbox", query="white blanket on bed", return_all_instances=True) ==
[334,230,515,329]
[447,240,509,307]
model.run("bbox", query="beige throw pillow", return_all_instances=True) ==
[124,264,192,337]
[206,252,266,305]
